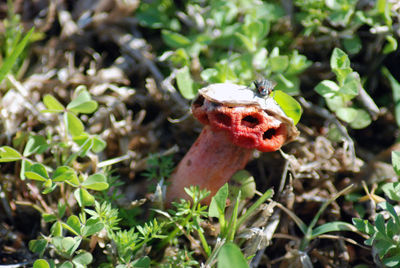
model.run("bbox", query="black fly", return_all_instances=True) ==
[253,79,277,97]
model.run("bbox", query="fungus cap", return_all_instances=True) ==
[192,83,299,152]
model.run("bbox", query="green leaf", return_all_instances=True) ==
[342,36,362,55]
[331,47,350,70]
[392,151,400,176]
[176,66,196,99]
[340,73,360,98]
[74,188,95,207]
[201,68,218,83]
[378,202,400,225]
[51,221,63,236]
[235,32,255,52]
[68,99,98,114]
[72,251,93,266]
[227,190,241,241]
[311,221,358,238]
[209,183,228,219]
[166,48,190,67]
[42,94,64,113]
[275,73,294,89]
[230,170,256,200]
[383,255,400,267]
[315,80,339,98]
[352,218,375,236]
[25,163,50,181]
[82,218,104,237]
[348,109,371,129]
[383,35,398,54]
[65,215,81,235]
[60,236,81,256]
[29,239,48,256]
[42,179,56,194]
[375,214,386,234]
[269,55,289,72]
[53,166,77,182]
[65,112,84,137]
[92,136,106,153]
[0,146,22,162]
[377,0,392,26]
[161,30,191,48]
[33,259,50,268]
[217,242,249,268]
[42,213,57,222]
[131,256,151,268]
[0,27,34,83]
[73,133,93,157]
[326,95,345,112]
[330,48,352,82]
[382,182,400,201]
[67,89,98,114]
[59,262,73,268]
[82,173,109,191]
[23,135,48,157]
[58,203,66,218]
[273,90,302,125]
[336,107,358,123]
[286,50,311,75]
[382,67,400,127]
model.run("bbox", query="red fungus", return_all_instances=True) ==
[165,83,299,205]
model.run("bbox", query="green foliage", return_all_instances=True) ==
[0,0,39,83]
[176,66,198,99]
[315,48,374,129]
[353,151,400,267]
[294,0,397,55]
[42,86,99,139]
[112,220,164,265]
[0,27,34,84]
[353,202,400,267]
[143,154,175,182]
[273,90,303,125]
[167,186,210,238]
[217,242,249,268]
[33,259,51,268]
[139,0,310,97]
[276,184,358,251]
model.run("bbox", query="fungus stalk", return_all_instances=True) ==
[165,125,253,204]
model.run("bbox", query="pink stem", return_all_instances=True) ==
[165,125,253,205]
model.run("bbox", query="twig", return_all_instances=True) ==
[354,73,380,120]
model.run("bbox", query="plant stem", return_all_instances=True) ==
[235,188,274,231]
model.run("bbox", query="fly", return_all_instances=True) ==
[253,79,277,97]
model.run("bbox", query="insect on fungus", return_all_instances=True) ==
[253,79,277,97]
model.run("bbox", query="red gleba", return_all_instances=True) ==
[165,83,299,205]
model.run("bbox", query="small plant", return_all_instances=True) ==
[352,151,400,267]
[0,0,36,83]
[314,48,376,129]
[274,183,359,265]
[143,154,175,184]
